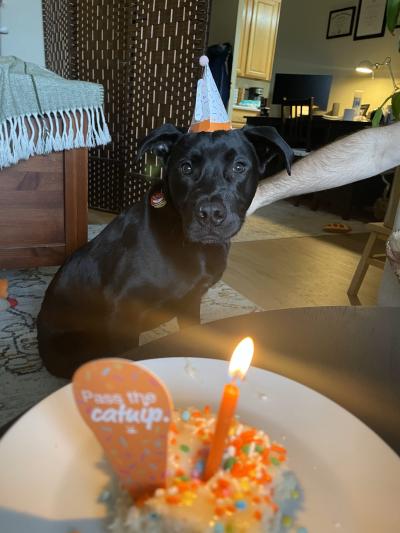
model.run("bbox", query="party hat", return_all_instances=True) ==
[189,56,232,133]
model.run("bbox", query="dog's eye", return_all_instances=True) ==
[233,162,246,173]
[181,162,192,175]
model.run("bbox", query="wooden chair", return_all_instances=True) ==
[280,97,314,207]
[347,168,400,298]
[279,97,314,156]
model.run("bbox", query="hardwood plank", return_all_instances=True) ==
[64,148,88,255]
[88,209,116,224]
[0,115,89,268]
[0,157,65,246]
[0,209,64,246]
[0,152,63,179]
[0,191,63,207]
[223,233,385,309]
[0,244,65,269]
[0,170,63,191]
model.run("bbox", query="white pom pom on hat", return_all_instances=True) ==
[199,55,209,67]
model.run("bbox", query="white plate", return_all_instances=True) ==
[0,358,399,533]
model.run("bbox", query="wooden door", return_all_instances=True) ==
[244,0,280,80]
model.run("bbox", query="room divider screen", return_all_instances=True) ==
[42,0,210,212]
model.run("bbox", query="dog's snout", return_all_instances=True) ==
[196,200,227,226]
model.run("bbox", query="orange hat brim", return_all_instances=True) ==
[190,119,232,133]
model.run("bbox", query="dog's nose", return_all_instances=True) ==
[196,200,227,226]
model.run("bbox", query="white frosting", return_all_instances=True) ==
[104,409,301,533]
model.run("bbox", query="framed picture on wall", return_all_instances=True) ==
[354,0,387,40]
[326,7,356,39]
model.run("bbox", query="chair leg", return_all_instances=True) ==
[342,184,353,220]
[293,195,302,207]
[347,232,378,297]
[311,192,320,211]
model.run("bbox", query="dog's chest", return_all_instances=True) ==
[164,242,227,298]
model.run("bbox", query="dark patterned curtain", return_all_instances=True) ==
[42,0,210,212]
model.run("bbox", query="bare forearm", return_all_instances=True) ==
[248,121,400,215]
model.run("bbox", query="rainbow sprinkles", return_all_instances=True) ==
[106,406,301,532]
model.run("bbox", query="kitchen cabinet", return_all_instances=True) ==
[237,0,253,78]
[232,106,260,129]
[237,0,281,81]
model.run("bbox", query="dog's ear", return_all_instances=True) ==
[136,123,187,163]
[242,125,293,175]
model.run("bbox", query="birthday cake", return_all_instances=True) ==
[106,406,300,533]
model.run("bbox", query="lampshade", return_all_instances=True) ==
[355,60,375,74]
[355,57,398,91]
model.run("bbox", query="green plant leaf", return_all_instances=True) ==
[372,108,383,128]
[392,91,400,119]
[387,0,400,33]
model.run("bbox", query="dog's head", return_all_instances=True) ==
[137,124,293,244]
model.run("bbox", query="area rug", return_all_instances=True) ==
[0,229,261,426]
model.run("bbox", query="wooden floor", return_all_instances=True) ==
[88,209,384,309]
[88,209,116,224]
[223,233,384,309]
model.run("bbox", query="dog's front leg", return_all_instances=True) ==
[107,300,142,353]
[176,291,202,330]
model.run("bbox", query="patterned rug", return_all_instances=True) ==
[0,225,262,427]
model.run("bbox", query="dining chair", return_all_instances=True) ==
[348,168,400,299]
[279,97,314,155]
[279,97,314,207]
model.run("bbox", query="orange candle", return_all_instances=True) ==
[204,382,239,480]
[204,337,254,481]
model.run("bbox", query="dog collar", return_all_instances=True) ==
[150,191,167,208]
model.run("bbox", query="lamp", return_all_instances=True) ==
[355,56,399,91]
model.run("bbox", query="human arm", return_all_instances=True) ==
[247,121,400,215]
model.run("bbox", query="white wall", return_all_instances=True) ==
[271,0,399,114]
[1,0,45,66]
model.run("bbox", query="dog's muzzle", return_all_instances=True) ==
[195,199,227,227]
[184,197,241,244]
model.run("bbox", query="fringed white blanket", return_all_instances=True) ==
[0,56,111,169]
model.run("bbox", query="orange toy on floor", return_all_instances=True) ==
[323,223,352,234]
[0,279,17,311]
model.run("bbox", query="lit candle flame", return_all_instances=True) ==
[228,337,254,380]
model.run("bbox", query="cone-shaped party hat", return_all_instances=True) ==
[189,55,232,133]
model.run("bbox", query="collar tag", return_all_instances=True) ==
[150,191,167,209]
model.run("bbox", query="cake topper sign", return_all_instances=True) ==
[72,358,173,498]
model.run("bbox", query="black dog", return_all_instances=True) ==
[37,124,292,378]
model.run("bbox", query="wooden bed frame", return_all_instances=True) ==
[0,148,88,269]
